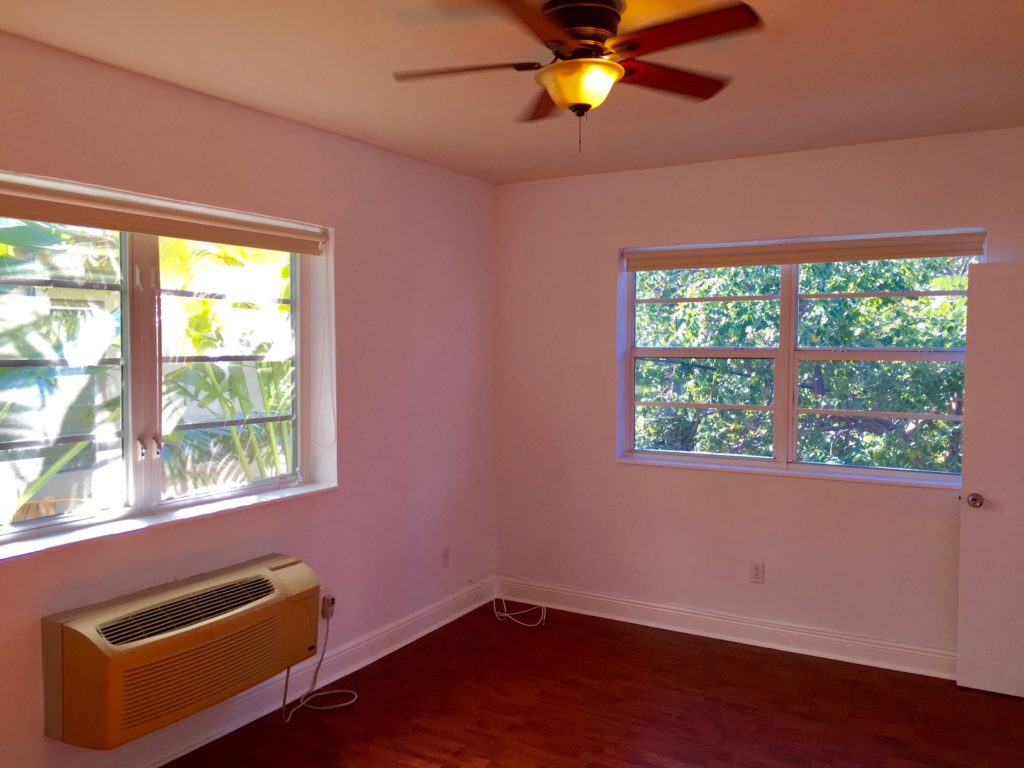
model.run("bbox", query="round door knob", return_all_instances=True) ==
[966,493,984,508]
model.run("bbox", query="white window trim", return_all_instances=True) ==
[617,229,985,488]
[0,172,338,557]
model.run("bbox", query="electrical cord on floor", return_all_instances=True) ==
[484,579,546,627]
[493,596,547,627]
[281,604,358,723]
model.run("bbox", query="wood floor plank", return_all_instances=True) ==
[167,605,1024,767]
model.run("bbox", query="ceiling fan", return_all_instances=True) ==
[394,0,763,120]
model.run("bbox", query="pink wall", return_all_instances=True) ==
[0,33,497,767]
[495,128,1024,649]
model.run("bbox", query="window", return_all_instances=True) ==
[0,174,333,538]
[621,230,986,481]
[0,222,125,523]
[157,237,297,501]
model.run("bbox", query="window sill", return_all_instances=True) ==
[618,452,961,491]
[0,482,337,562]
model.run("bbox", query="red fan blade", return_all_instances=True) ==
[620,60,729,101]
[609,2,761,58]
[394,61,542,81]
[488,0,580,52]
[520,89,558,121]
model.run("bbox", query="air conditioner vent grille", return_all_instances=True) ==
[120,617,280,729]
[97,576,275,645]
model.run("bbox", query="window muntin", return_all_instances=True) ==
[626,244,978,478]
[0,221,125,525]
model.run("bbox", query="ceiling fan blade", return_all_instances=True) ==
[394,61,542,81]
[486,0,580,52]
[620,60,730,101]
[609,2,761,58]
[519,89,558,122]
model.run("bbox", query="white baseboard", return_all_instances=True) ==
[495,574,957,680]
[144,580,493,768]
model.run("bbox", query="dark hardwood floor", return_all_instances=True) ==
[167,605,1024,767]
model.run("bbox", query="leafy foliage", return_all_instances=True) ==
[636,265,779,299]
[636,301,780,347]
[635,406,773,457]
[635,358,773,405]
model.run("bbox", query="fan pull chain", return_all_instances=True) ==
[578,115,582,154]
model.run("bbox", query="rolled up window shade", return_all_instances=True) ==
[0,173,326,256]
[624,229,987,272]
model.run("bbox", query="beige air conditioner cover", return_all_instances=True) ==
[43,553,319,749]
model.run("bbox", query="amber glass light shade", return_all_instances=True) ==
[534,58,626,112]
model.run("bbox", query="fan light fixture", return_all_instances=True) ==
[534,58,625,117]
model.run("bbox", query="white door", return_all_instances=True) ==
[958,261,1024,695]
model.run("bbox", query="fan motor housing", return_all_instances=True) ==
[542,0,623,54]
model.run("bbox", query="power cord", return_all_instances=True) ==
[493,596,546,627]
[281,596,358,722]
[471,577,546,627]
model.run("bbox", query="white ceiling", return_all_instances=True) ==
[1,1,1022,183]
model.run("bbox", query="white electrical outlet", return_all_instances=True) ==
[750,562,765,584]
[441,546,450,568]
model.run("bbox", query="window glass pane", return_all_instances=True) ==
[799,256,975,294]
[635,406,773,457]
[636,301,779,347]
[161,295,293,360]
[636,266,779,300]
[159,237,290,303]
[0,366,121,443]
[0,221,123,526]
[797,360,963,415]
[0,219,120,283]
[798,295,967,348]
[159,238,296,501]
[797,414,961,473]
[162,422,295,500]
[635,358,773,406]
[163,360,294,431]
[1,441,123,525]
[0,285,121,361]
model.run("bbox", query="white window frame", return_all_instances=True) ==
[617,230,986,488]
[0,172,337,555]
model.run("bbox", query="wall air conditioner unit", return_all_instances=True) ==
[43,553,319,749]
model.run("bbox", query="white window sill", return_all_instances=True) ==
[0,482,337,562]
[618,452,961,491]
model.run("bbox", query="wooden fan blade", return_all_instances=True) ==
[394,61,542,81]
[519,89,558,122]
[487,0,579,52]
[621,60,730,101]
[609,2,761,58]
